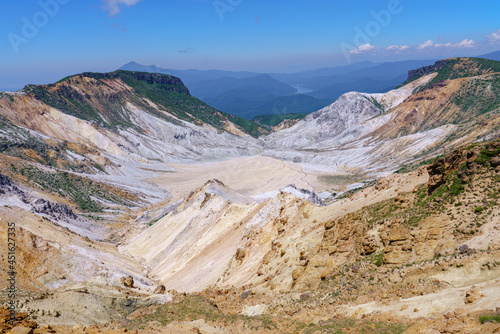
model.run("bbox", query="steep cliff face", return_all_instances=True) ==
[406,59,452,83]
[404,57,500,87]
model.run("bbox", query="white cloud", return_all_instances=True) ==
[417,40,436,50]
[386,45,410,54]
[455,39,476,48]
[349,43,377,55]
[102,0,143,16]
[386,45,409,51]
[417,39,476,50]
[485,29,500,44]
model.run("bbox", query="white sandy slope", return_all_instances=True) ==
[261,73,451,173]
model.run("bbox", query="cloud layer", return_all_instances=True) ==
[416,39,476,50]
[347,34,491,58]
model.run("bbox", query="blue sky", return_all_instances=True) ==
[1,0,500,90]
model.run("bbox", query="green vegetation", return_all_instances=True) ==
[395,155,444,174]
[374,252,384,267]
[403,57,500,89]
[128,294,408,333]
[0,115,102,173]
[17,164,136,212]
[253,113,307,127]
[450,73,500,119]
[297,319,408,334]
[474,145,500,166]
[393,60,500,141]
[128,295,277,331]
[427,58,500,87]
[368,96,386,114]
[23,81,135,129]
[475,206,485,214]
[358,141,500,240]
[479,314,500,324]
[24,70,268,137]
[361,167,467,229]
[430,172,465,199]
[115,71,268,137]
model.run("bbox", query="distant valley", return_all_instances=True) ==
[120,59,437,121]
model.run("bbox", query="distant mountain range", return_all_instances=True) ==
[478,50,500,61]
[121,51,500,121]
[121,60,439,119]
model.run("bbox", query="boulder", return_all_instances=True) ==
[465,286,482,304]
[154,285,166,294]
[490,157,500,168]
[120,276,134,288]
[11,326,33,334]
[241,290,252,300]
[235,248,246,261]
[386,226,410,242]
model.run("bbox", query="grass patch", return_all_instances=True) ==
[479,314,500,324]
[298,318,408,334]
[128,295,409,333]
[475,145,500,166]
[253,113,307,127]
[17,164,137,212]
[374,252,384,267]
[128,295,277,331]
[475,206,486,214]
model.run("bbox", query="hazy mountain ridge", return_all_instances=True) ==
[119,60,437,119]
[188,74,296,100]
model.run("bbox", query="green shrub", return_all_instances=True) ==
[375,252,384,267]
[475,206,485,213]
[479,314,500,324]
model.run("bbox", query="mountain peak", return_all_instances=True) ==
[404,57,500,87]
[20,70,267,137]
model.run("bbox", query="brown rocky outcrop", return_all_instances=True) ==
[382,216,454,265]
[427,148,466,195]
[0,307,37,334]
[465,286,483,304]
[120,276,134,288]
